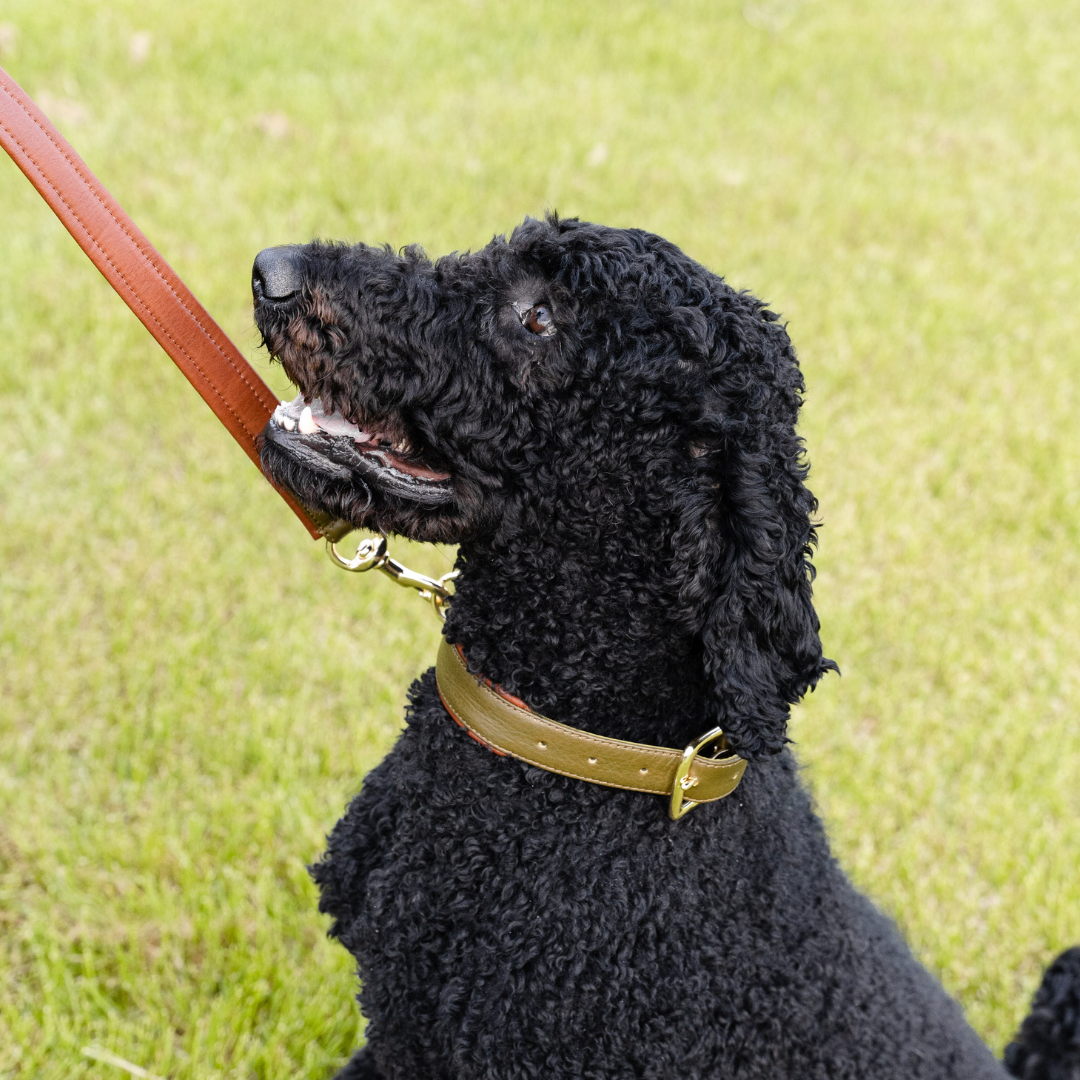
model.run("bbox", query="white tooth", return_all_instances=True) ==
[298,405,318,435]
[282,415,296,431]
[273,404,284,422]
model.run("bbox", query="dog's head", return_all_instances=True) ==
[253,215,834,757]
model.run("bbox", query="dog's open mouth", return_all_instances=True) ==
[268,394,451,482]
[261,393,455,514]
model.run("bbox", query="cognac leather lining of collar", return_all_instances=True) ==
[435,639,747,819]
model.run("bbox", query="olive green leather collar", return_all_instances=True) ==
[435,639,747,819]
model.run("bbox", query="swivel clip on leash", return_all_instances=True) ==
[327,535,459,622]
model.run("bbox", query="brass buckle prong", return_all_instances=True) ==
[669,726,733,820]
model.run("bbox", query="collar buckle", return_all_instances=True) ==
[669,727,738,820]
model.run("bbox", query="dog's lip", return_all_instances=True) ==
[270,394,451,481]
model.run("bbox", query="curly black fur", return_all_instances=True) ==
[1005,949,1080,1080]
[250,215,1079,1080]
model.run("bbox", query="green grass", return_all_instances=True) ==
[1,0,1079,1075]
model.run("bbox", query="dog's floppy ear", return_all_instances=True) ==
[671,293,836,759]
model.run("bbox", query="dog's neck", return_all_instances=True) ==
[446,534,710,747]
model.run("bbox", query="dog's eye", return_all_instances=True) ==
[521,304,555,337]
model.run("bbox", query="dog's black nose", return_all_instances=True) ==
[252,245,303,302]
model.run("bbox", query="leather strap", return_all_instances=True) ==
[436,639,746,809]
[0,65,322,538]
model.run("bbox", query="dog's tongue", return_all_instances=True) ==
[271,392,451,481]
[273,393,372,441]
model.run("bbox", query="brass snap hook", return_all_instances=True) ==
[327,534,389,573]
[327,535,458,621]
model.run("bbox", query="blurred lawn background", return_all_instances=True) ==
[1,0,1078,1076]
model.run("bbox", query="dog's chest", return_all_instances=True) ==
[319,674,1006,1080]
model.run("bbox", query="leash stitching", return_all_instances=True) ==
[0,86,268,441]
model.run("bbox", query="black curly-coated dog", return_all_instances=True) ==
[251,215,1079,1080]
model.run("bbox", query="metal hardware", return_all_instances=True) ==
[327,534,459,621]
[669,726,738,820]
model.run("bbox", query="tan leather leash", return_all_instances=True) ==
[0,64,322,539]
